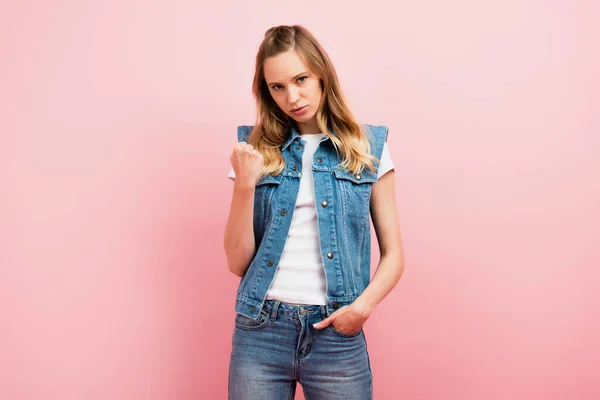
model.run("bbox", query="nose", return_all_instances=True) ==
[287,86,300,106]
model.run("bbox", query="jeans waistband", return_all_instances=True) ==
[262,299,329,320]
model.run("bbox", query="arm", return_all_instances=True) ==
[355,169,405,313]
[223,181,256,277]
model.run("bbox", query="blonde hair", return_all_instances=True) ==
[246,24,380,177]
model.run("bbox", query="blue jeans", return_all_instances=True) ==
[228,300,373,399]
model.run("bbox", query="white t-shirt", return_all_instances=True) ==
[228,133,395,305]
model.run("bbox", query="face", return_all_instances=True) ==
[263,49,323,133]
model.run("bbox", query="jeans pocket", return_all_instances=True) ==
[234,310,270,331]
[327,323,363,338]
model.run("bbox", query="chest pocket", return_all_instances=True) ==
[334,168,377,221]
[254,173,282,230]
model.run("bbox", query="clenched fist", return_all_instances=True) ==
[230,142,265,188]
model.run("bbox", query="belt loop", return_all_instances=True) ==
[319,305,328,319]
[270,300,281,321]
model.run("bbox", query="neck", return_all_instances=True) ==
[295,119,320,135]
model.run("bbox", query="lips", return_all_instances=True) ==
[291,105,307,112]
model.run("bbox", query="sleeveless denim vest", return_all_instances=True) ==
[234,123,388,319]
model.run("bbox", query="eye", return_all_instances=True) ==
[297,76,307,83]
[271,85,283,91]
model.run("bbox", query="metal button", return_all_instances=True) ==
[316,157,322,163]
[321,201,328,207]
[250,306,255,312]
[333,302,339,309]
[356,174,361,180]
[327,252,333,259]
[292,165,297,171]
[296,144,302,150]
[267,260,273,266]
[281,209,287,216]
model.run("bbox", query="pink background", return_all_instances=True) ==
[1,1,598,399]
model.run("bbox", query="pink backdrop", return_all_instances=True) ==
[1,1,598,399]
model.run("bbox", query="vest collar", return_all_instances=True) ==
[282,124,333,151]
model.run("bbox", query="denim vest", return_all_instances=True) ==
[234,123,388,319]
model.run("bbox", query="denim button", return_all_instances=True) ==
[281,209,287,216]
[250,306,255,312]
[267,260,273,266]
[316,157,322,163]
[321,201,328,207]
[333,302,339,309]
[296,144,302,150]
[356,174,361,180]
[327,252,333,259]
[292,166,297,171]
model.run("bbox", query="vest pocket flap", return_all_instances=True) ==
[256,174,282,186]
[334,168,377,184]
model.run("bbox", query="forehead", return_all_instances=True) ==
[263,49,309,82]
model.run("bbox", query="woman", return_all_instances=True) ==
[224,24,405,400]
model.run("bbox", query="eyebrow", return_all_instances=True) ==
[267,71,309,86]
